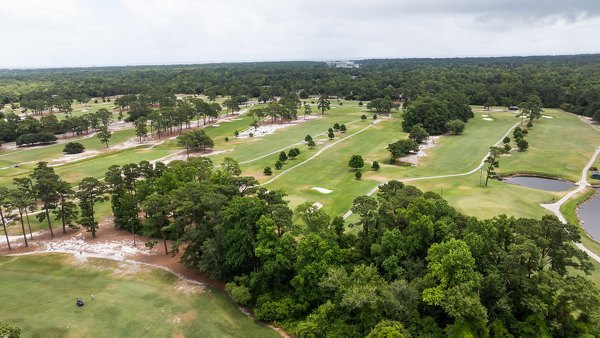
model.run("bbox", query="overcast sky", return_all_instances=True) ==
[1,0,599,68]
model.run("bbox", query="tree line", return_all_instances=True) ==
[3,54,600,123]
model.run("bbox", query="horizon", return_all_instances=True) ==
[2,0,600,69]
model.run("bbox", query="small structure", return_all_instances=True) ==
[508,106,519,111]
[592,171,600,180]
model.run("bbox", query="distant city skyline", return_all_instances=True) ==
[1,0,599,68]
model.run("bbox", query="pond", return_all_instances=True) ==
[503,176,575,192]
[580,188,600,240]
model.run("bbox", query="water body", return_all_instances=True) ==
[503,176,574,192]
[580,188,600,240]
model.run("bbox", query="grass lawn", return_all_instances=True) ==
[408,173,557,219]
[0,254,277,338]
[498,109,600,182]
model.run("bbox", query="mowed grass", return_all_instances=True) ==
[0,254,277,338]
[408,173,557,219]
[498,109,600,182]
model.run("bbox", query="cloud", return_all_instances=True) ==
[0,0,599,68]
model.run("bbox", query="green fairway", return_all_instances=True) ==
[498,109,600,182]
[0,253,278,338]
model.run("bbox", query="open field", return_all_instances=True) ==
[0,253,277,338]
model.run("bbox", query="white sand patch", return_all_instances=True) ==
[81,109,89,113]
[150,149,231,165]
[312,202,324,210]
[211,124,220,127]
[110,137,150,151]
[483,118,494,121]
[40,234,153,262]
[542,115,554,119]
[50,150,100,166]
[237,119,310,138]
[481,114,489,117]
[402,136,441,165]
[311,187,333,194]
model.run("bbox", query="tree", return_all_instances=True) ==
[96,108,112,127]
[409,124,429,143]
[54,180,78,234]
[97,125,112,148]
[355,170,362,180]
[372,161,380,171]
[13,178,36,240]
[502,136,510,144]
[142,193,171,254]
[317,95,330,115]
[340,124,347,133]
[361,114,367,121]
[517,138,529,151]
[520,95,543,125]
[348,155,365,171]
[305,134,313,143]
[387,139,419,163]
[484,146,504,186]
[264,166,273,176]
[31,162,60,237]
[177,130,214,158]
[279,151,288,163]
[328,130,335,139]
[484,97,496,111]
[333,123,341,131]
[367,97,395,113]
[63,142,85,154]
[367,320,409,338]
[288,148,300,159]
[307,139,316,149]
[0,187,13,250]
[303,103,312,119]
[134,118,148,143]
[77,177,108,238]
[445,119,465,135]
[221,157,242,176]
[275,160,283,170]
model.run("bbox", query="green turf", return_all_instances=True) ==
[0,253,277,338]
[498,109,600,182]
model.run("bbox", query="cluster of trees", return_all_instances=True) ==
[0,108,113,144]
[2,156,599,336]
[402,94,473,135]
[0,322,20,338]
[170,175,598,337]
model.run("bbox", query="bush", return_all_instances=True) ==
[225,282,252,307]
[445,119,465,135]
[355,170,362,180]
[0,322,20,338]
[372,161,380,171]
[263,166,272,176]
[63,142,85,154]
[275,160,283,170]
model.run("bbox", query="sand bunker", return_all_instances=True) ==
[311,187,333,194]
[50,150,100,166]
[481,114,490,117]
[237,117,315,138]
[40,234,153,262]
[483,118,494,121]
[211,124,220,127]
[542,115,554,119]
[312,202,324,210]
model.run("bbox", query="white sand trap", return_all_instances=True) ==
[237,118,312,138]
[483,118,494,121]
[81,109,89,112]
[211,124,220,127]
[50,150,100,165]
[312,202,324,210]
[542,115,554,119]
[481,114,490,117]
[41,234,153,262]
[311,187,333,194]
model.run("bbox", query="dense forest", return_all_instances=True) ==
[1,54,600,119]
[2,157,599,337]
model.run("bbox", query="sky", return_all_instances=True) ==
[1,0,600,68]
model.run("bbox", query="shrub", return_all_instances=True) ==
[263,166,272,176]
[275,160,283,170]
[63,142,85,154]
[372,161,380,171]
[355,170,362,180]
[445,119,465,135]
[517,138,529,151]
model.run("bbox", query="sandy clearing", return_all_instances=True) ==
[483,118,494,121]
[481,114,490,117]
[50,150,101,165]
[542,115,554,119]
[237,117,315,138]
[402,136,441,165]
[311,187,333,193]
